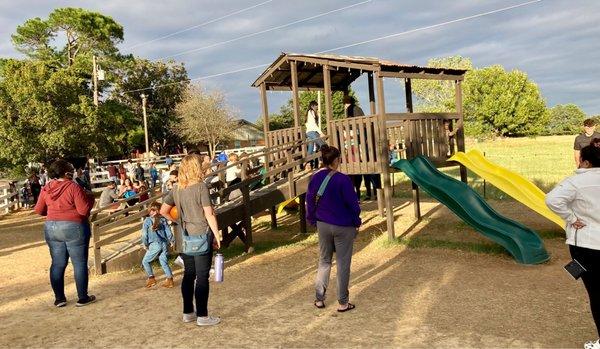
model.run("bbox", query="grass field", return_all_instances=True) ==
[391,135,576,199]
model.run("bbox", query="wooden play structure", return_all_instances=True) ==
[87,52,468,274]
[253,53,468,239]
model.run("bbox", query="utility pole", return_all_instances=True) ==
[92,55,99,107]
[141,94,150,155]
[317,90,322,130]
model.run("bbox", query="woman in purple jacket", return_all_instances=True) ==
[306,145,361,312]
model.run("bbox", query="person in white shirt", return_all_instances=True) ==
[305,101,326,169]
[546,145,600,348]
[225,153,242,186]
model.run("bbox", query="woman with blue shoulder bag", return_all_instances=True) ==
[306,145,361,312]
[161,154,222,327]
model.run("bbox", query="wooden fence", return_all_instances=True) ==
[386,113,460,163]
[88,136,323,274]
[0,181,21,214]
[328,115,380,174]
[89,187,165,274]
[266,127,305,163]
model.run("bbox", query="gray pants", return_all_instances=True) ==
[315,221,357,305]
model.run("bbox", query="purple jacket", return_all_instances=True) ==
[306,169,361,227]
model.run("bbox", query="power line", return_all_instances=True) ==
[121,0,543,95]
[158,0,372,60]
[317,0,542,54]
[126,0,275,50]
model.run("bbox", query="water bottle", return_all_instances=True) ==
[214,253,224,283]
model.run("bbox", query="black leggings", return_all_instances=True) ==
[350,175,362,199]
[569,245,600,336]
[181,251,213,317]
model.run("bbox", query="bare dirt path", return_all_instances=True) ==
[0,199,595,348]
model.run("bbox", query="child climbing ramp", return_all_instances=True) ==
[141,202,175,288]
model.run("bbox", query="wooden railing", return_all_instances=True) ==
[89,187,165,274]
[386,113,460,161]
[88,136,325,274]
[329,115,380,174]
[0,181,21,214]
[266,126,305,163]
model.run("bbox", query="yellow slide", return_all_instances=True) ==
[277,197,300,214]
[449,150,564,229]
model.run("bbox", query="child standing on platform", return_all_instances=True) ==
[141,202,175,288]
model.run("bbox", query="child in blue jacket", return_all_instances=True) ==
[141,201,175,288]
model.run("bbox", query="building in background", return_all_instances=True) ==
[225,119,265,149]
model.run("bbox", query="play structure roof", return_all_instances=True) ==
[252,53,468,91]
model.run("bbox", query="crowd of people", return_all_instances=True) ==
[23,101,600,345]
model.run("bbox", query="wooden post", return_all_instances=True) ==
[270,206,278,229]
[323,65,333,135]
[2,187,8,214]
[455,80,468,183]
[375,74,396,240]
[368,72,376,115]
[290,60,301,128]
[260,83,270,175]
[406,78,421,220]
[241,186,253,251]
[369,71,384,216]
[92,223,103,275]
[299,193,307,234]
[405,78,413,113]
[412,182,421,219]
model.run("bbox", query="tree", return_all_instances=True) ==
[111,58,188,153]
[464,65,549,137]
[0,59,110,167]
[0,8,189,174]
[256,89,356,131]
[173,85,238,157]
[412,56,473,112]
[546,104,587,135]
[11,8,124,66]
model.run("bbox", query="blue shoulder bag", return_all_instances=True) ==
[174,188,211,256]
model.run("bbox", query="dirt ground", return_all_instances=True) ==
[0,198,596,348]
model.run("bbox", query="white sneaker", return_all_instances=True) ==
[585,340,600,349]
[196,315,221,326]
[182,313,196,323]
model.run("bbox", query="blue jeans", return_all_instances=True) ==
[142,242,173,278]
[307,131,326,168]
[44,221,90,302]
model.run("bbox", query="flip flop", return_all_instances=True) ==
[337,303,355,312]
[314,300,325,309]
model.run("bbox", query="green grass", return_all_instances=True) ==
[376,233,509,257]
[390,135,576,200]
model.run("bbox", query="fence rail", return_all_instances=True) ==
[88,136,322,275]
[386,112,460,161]
[328,114,380,174]
[0,181,21,214]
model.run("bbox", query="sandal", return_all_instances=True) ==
[314,300,325,309]
[337,303,355,312]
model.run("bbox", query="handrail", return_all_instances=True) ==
[91,189,164,225]
[90,133,328,275]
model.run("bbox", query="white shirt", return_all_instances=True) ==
[225,161,242,183]
[305,110,322,134]
[546,168,600,250]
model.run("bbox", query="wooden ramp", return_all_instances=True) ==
[89,139,319,274]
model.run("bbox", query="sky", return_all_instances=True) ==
[1,0,599,121]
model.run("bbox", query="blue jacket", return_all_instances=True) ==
[150,167,159,179]
[141,216,174,246]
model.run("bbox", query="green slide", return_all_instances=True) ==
[392,156,549,265]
